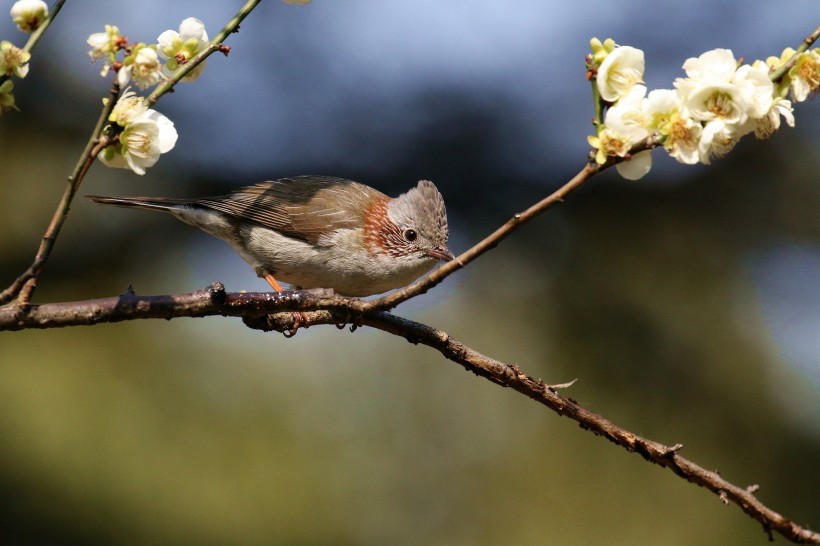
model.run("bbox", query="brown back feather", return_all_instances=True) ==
[194,175,387,245]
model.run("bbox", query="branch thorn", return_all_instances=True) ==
[547,378,578,391]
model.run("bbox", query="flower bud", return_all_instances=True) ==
[0,80,18,114]
[10,0,48,33]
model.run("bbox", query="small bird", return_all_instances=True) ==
[88,175,454,297]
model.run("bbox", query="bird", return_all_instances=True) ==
[88,175,454,297]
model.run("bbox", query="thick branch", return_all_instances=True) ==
[0,286,817,544]
[0,283,338,330]
[343,312,820,545]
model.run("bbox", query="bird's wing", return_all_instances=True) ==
[195,175,388,244]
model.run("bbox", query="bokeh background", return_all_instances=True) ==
[1,1,819,543]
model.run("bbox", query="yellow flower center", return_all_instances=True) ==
[706,92,735,118]
[600,131,629,157]
[796,55,819,91]
[668,119,694,146]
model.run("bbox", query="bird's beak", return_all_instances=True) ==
[426,245,455,262]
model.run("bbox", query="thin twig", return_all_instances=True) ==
[0,0,67,89]
[0,82,119,306]
[22,0,67,54]
[146,0,262,107]
[362,161,602,312]
[769,24,820,83]
[365,22,819,314]
[363,137,658,313]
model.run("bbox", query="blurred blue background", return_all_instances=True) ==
[1,0,818,543]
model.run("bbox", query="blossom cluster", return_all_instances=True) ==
[87,18,211,174]
[88,17,209,90]
[0,0,49,114]
[587,38,818,180]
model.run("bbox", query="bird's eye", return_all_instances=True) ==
[403,229,417,242]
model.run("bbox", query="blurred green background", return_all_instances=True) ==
[1,1,819,544]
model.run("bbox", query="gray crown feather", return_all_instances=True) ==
[393,180,449,246]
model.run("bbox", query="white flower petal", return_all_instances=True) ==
[698,120,740,165]
[101,108,177,175]
[142,109,178,153]
[99,144,129,170]
[179,17,208,43]
[605,85,649,144]
[645,89,678,114]
[682,49,737,82]
[734,64,774,119]
[616,150,652,180]
[156,30,179,52]
[116,65,132,88]
[597,46,645,103]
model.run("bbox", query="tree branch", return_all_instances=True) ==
[0,284,817,544]
[1,14,817,544]
[363,138,661,313]
[0,0,68,89]
[146,0,262,106]
[0,82,119,306]
[0,0,263,306]
[769,23,820,83]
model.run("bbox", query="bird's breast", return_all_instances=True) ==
[241,224,436,296]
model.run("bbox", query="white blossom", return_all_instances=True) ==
[644,89,701,165]
[157,17,209,81]
[108,89,148,126]
[588,127,630,164]
[100,109,178,175]
[88,25,123,77]
[734,64,774,119]
[676,49,744,124]
[754,97,794,140]
[127,46,163,89]
[597,45,645,103]
[680,48,737,82]
[606,84,649,136]
[675,48,775,137]
[0,40,30,78]
[588,86,652,180]
[789,49,820,102]
[87,25,121,62]
[0,80,18,114]
[676,78,750,126]
[698,120,740,165]
[591,43,802,178]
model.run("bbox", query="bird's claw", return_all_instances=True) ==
[282,311,307,338]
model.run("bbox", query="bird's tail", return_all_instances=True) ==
[86,195,193,213]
